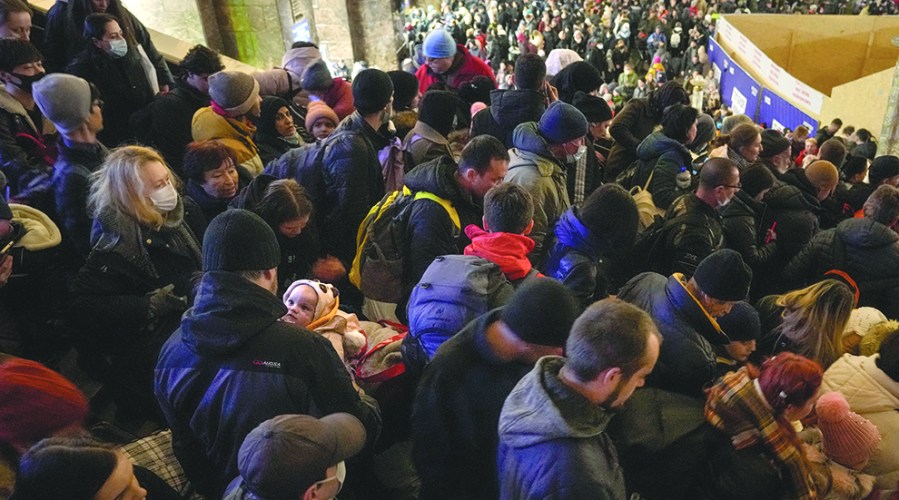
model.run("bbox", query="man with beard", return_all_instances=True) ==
[497,299,661,500]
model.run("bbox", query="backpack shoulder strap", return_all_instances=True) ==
[413,191,461,229]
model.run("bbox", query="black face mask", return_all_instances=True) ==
[10,71,45,93]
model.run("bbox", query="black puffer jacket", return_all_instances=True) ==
[155,271,381,499]
[131,80,210,177]
[661,194,725,277]
[618,272,729,397]
[635,131,693,209]
[319,111,389,265]
[759,169,820,287]
[403,156,483,296]
[784,217,899,318]
[605,97,656,182]
[52,140,108,259]
[721,190,777,269]
[470,89,546,148]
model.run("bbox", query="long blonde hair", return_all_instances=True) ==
[775,279,855,368]
[89,145,180,228]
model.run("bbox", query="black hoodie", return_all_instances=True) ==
[470,89,546,149]
[155,271,381,498]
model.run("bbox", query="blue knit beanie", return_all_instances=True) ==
[423,29,457,59]
[538,101,588,144]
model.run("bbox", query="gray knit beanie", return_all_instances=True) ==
[33,74,93,134]
[208,71,261,117]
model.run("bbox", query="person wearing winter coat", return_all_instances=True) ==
[497,299,660,500]
[604,81,689,182]
[543,184,639,309]
[253,96,305,166]
[181,140,251,225]
[415,29,496,94]
[470,53,548,149]
[505,101,588,267]
[66,13,158,147]
[633,104,697,209]
[130,44,224,177]
[316,69,393,267]
[570,91,614,205]
[755,161,838,297]
[32,73,108,262]
[721,164,778,277]
[230,175,326,296]
[42,0,174,86]
[404,90,459,166]
[401,137,508,305]
[784,184,899,319]
[822,330,899,489]
[412,280,579,500]
[191,71,264,176]
[618,249,752,398]
[70,146,202,421]
[0,39,56,196]
[464,182,541,283]
[703,354,823,500]
[846,155,899,214]
[154,210,381,499]
[652,158,737,277]
[299,59,354,121]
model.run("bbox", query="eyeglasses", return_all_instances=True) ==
[93,99,104,110]
[719,183,741,190]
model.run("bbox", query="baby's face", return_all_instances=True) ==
[284,285,318,327]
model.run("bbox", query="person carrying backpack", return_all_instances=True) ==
[404,182,542,374]
[353,136,509,321]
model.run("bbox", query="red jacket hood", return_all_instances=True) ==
[463,225,537,280]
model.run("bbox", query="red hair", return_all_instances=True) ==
[757,353,823,416]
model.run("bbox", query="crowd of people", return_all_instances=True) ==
[0,0,899,499]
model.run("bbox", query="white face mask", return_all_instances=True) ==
[566,144,587,163]
[149,181,178,212]
[106,38,128,59]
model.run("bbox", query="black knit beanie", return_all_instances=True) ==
[741,164,776,198]
[203,210,281,272]
[500,278,580,347]
[692,249,752,301]
[716,301,761,342]
[572,91,613,123]
[759,129,790,159]
[388,70,419,110]
[457,76,495,106]
[352,69,394,115]
[551,61,602,103]
[418,90,461,137]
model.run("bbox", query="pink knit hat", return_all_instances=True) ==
[816,391,881,469]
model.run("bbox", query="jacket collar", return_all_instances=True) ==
[409,120,449,145]
[665,273,729,345]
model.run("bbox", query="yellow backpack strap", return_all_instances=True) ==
[349,190,403,288]
[414,191,461,229]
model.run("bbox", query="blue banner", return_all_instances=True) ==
[758,88,818,136]
[718,57,761,121]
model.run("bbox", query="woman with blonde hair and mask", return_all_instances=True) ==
[755,278,856,369]
[68,145,203,421]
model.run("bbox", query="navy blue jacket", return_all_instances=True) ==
[543,209,612,309]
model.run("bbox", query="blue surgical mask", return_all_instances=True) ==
[106,39,128,59]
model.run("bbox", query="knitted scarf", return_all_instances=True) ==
[705,368,817,500]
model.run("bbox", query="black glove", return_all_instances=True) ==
[147,284,187,319]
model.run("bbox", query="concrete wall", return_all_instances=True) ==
[122,0,204,46]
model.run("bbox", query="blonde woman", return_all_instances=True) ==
[69,145,202,421]
[755,279,855,369]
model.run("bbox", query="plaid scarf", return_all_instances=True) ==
[705,368,818,500]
